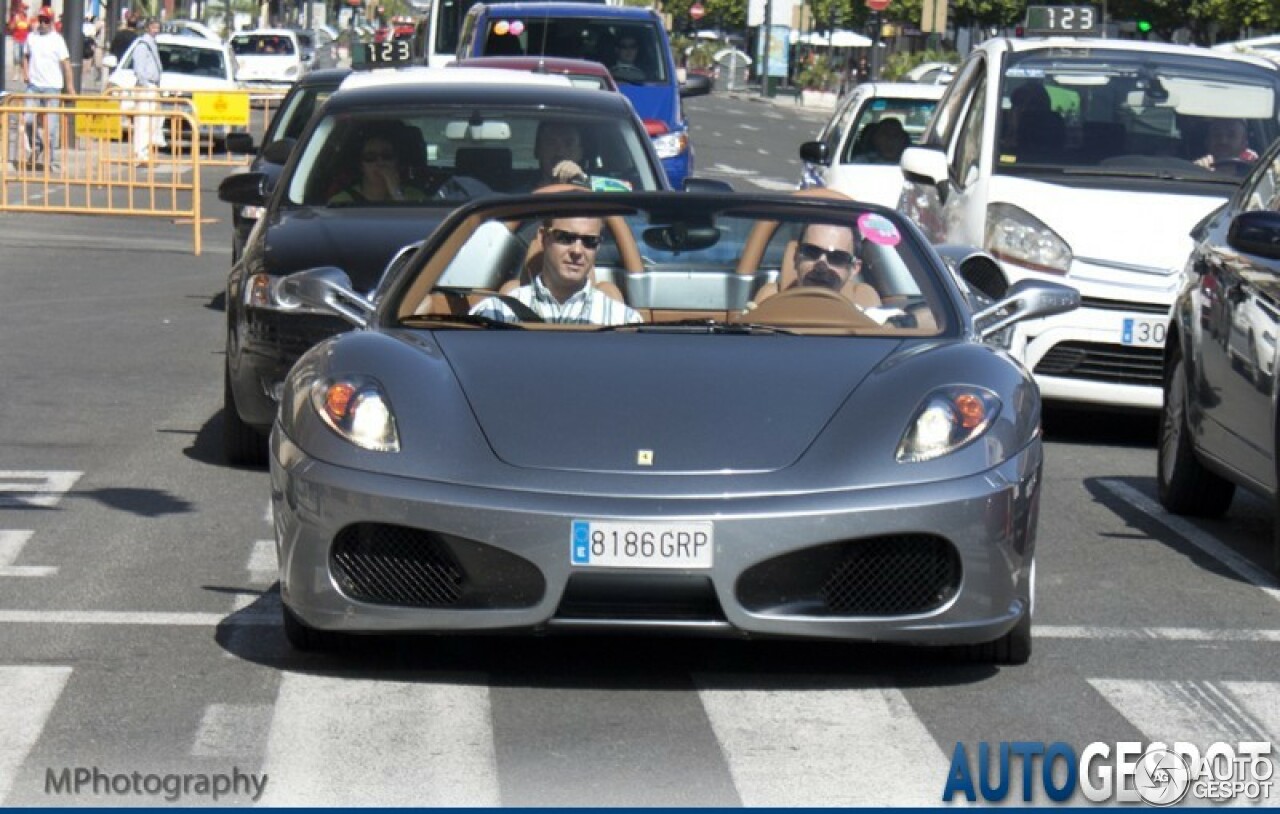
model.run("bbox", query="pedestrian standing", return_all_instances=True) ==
[7,2,31,67]
[130,17,163,163]
[22,6,74,171]
[108,12,137,61]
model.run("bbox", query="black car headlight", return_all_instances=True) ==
[897,386,1001,462]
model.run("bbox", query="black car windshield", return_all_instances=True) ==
[286,108,664,206]
[998,48,1280,183]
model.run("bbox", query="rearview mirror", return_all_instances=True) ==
[444,120,511,141]
[103,54,118,69]
[225,132,255,154]
[1227,210,1280,260]
[262,137,296,165]
[217,171,268,207]
[900,146,951,203]
[799,140,829,165]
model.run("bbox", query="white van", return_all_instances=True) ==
[900,38,1280,409]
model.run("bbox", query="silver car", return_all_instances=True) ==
[269,191,1079,663]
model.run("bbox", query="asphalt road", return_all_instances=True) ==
[0,90,1277,807]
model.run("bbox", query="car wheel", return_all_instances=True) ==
[1158,350,1235,516]
[223,365,268,467]
[282,603,347,652]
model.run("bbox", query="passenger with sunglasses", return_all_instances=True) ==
[793,223,861,292]
[470,217,643,325]
[329,135,428,205]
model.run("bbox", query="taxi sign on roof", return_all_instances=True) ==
[1024,5,1098,35]
[339,67,573,92]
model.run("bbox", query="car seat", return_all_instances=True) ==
[454,146,513,192]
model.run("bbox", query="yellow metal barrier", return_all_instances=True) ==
[2,94,204,255]
[102,86,287,167]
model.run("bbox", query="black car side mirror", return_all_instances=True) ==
[225,132,255,154]
[218,172,268,207]
[682,177,734,193]
[799,141,829,165]
[1227,210,1280,261]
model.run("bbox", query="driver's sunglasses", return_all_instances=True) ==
[797,242,854,269]
[547,228,602,250]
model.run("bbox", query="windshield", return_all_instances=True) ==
[264,86,335,144]
[287,108,665,206]
[157,43,226,77]
[841,97,940,164]
[998,48,1280,182]
[391,202,949,336]
[481,18,668,84]
[231,34,297,56]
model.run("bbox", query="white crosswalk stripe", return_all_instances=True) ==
[0,471,81,508]
[697,677,949,806]
[191,703,273,759]
[0,665,72,804]
[257,673,499,806]
[0,530,57,577]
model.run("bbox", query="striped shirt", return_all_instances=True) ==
[470,276,643,326]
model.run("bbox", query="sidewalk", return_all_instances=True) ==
[725,86,839,113]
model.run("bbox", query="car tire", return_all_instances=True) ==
[1158,350,1235,517]
[960,611,1032,665]
[282,603,347,652]
[223,366,268,467]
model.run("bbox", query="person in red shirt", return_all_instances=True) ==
[8,2,32,66]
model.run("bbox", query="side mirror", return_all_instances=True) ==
[682,177,734,193]
[278,267,373,328]
[1227,210,1280,260]
[103,54,118,69]
[217,171,268,207]
[973,279,1080,341]
[261,137,296,165]
[799,140,829,165]
[225,132,255,154]
[900,146,951,204]
[935,245,1009,300]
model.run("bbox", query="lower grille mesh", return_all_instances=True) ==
[738,535,961,617]
[1033,340,1163,386]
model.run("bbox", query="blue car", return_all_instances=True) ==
[457,2,696,188]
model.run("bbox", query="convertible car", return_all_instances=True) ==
[269,191,1079,662]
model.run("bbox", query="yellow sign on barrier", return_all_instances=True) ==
[75,98,122,139]
[192,92,250,127]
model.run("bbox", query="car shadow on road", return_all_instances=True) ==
[212,586,1005,689]
[1084,475,1276,586]
[1042,406,1159,448]
[182,409,264,470]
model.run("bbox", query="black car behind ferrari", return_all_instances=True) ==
[1160,136,1280,574]
[217,68,670,465]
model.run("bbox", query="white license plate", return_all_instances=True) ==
[570,520,713,569]
[1120,315,1168,348]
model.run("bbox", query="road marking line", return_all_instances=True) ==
[1038,625,1280,642]
[0,665,72,802]
[1090,679,1280,753]
[247,539,275,584]
[0,609,275,626]
[191,703,272,758]
[0,471,81,508]
[1097,478,1280,602]
[0,531,57,577]
[259,674,498,806]
[697,678,947,805]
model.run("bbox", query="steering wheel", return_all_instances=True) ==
[744,285,880,330]
[1212,158,1254,178]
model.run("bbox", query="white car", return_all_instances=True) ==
[159,19,222,43]
[229,28,306,87]
[798,82,946,209]
[899,37,1280,410]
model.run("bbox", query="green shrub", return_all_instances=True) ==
[881,48,958,82]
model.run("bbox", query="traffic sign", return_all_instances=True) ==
[866,0,890,10]
[690,2,706,21]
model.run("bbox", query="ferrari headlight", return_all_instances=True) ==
[310,376,399,452]
[985,203,1072,275]
[652,131,688,159]
[897,386,1001,462]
